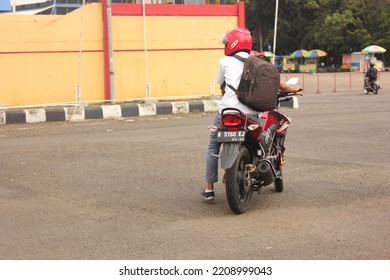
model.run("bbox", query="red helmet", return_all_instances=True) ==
[223,28,252,56]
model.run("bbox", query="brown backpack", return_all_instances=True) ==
[228,55,280,112]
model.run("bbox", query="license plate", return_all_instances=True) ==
[217,130,246,143]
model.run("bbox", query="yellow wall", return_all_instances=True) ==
[0,3,239,107]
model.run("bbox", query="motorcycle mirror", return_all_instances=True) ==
[286,77,298,85]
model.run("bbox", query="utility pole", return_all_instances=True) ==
[106,0,115,103]
[142,0,151,98]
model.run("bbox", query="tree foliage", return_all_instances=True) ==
[235,0,390,65]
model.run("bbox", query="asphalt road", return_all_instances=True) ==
[1,89,389,260]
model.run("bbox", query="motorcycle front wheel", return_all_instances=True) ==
[270,143,284,193]
[372,83,379,94]
[225,145,253,214]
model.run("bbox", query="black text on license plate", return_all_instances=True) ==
[217,131,246,142]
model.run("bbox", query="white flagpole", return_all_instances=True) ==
[12,0,16,14]
[272,0,279,65]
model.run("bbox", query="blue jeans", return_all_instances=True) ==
[205,112,221,183]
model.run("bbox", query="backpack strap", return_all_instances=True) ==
[224,55,246,93]
[233,54,246,62]
[226,83,237,93]
[220,81,237,95]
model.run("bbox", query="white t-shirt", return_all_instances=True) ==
[216,52,258,115]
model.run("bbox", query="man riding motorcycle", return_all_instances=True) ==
[364,62,378,94]
[200,28,300,202]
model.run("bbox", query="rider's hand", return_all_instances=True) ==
[290,85,301,93]
[280,81,301,93]
[285,85,301,93]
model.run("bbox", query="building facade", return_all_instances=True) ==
[0,2,244,107]
[0,0,210,15]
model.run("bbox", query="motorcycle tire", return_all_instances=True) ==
[225,145,253,214]
[270,143,284,193]
[274,177,284,193]
[373,84,378,94]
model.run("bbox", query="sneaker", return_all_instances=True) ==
[201,190,215,201]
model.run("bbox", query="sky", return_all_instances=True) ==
[0,0,11,11]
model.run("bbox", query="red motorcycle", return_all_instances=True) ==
[215,78,301,214]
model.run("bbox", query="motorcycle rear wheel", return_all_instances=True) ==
[225,145,253,214]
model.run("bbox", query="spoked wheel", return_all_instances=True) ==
[225,145,253,214]
[270,143,284,193]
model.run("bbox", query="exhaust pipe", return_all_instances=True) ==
[257,160,276,186]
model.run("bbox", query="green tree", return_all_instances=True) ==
[239,0,390,65]
[244,0,276,52]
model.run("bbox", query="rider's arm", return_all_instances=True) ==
[216,60,225,85]
[279,81,300,93]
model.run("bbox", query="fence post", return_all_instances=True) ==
[350,72,353,90]
[315,73,321,93]
[210,80,215,96]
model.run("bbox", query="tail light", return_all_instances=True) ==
[221,114,245,132]
[222,114,243,127]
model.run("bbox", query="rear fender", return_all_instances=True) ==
[220,143,240,169]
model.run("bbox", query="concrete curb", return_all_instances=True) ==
[0,98,298,125]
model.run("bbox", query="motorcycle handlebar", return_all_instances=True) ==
[278,88,303,99]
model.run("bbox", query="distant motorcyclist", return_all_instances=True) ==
[364,62,378,93]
